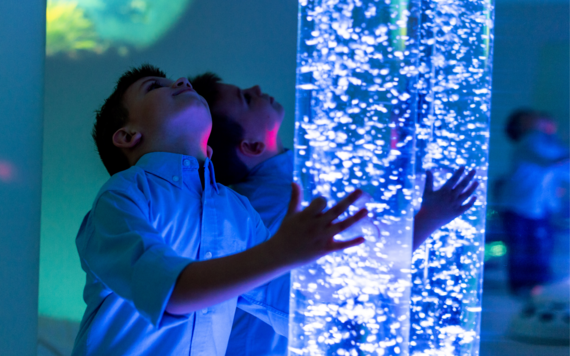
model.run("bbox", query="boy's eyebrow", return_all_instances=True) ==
[139,78,156,91]
[139,77,170,92]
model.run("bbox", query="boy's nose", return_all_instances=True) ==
[173,77,192,88]
[248,85,262,96]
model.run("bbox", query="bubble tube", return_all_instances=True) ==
[410,0,494,354]
[291,0,421,354]
[291,0,493,355]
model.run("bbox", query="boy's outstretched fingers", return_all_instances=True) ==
[424,170,434,194]
[453,169,476,194]
[459,196,477,213]
[440,166,466,191]
[304,196,328,216]
[458,180,479,203]
[321,189,363,223]
[329,208,369,235]
[286,183,302,215]
[328,235,366,252]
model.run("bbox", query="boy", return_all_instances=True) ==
[190,72,480,355]
[498,108,569,295]
[72,65,369,355]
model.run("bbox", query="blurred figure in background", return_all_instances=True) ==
[497,108,569,297]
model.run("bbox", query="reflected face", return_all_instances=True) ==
[521,115,557,136]
[213,83,285,149]
[122,76,212,148]
[535,117,557,135]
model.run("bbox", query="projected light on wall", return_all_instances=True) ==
[46,0,193,56]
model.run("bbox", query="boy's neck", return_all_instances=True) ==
[127,141,210,168]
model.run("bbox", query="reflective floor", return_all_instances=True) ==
[480,226,570,356]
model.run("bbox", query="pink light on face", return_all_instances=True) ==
[201,129,211,157]
[537,118,557,135]
[0,160,15,182]
[265,129,279,151]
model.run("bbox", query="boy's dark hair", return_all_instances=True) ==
[190,72,249,185]
[93,64,166,176]
[505,108,533,142]
[505,108,550,142]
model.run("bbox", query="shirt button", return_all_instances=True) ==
[204,252,212,259]
[172,175,179,182]
[202,308,209,314]
[183,159,191,167]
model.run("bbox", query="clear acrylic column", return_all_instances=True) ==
[409,0,494,355]
[291,0,420,354]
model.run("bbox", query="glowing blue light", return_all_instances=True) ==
[410,0,493,354]
[291,0,420,354]
[292,0,493,354]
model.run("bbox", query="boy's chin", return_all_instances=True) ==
[178,94,209,110]
[180,102,211,120]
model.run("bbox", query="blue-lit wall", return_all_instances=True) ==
[0,1,45,355]
[489,1,569,182]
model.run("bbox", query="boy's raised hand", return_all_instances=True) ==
[268,183,368,268]
[168,186,366,315]
[413,167,479,250]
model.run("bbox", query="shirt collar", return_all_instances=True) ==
[248,149,294,178]
[205,157,220,194]
[135,152,218,193]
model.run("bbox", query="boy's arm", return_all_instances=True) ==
[413,167,479,250]
[166,183,367,315]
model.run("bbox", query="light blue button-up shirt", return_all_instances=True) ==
[72,152,288,356]
[226,150,294,356]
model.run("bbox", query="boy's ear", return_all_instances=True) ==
[238,140,266,157]
[112,128,142,149]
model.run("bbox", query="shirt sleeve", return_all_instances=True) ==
[237,273,291,337]
[77,189,194,328]
[234,189,273,246]
[234,192,290,336]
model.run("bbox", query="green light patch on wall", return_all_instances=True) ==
[46,0,193,56]
[484,241,507,261]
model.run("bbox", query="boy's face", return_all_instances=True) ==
[535,117,557,135]
[521,115,557,136]
[213,83,285,150]
[122,76,212,153]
